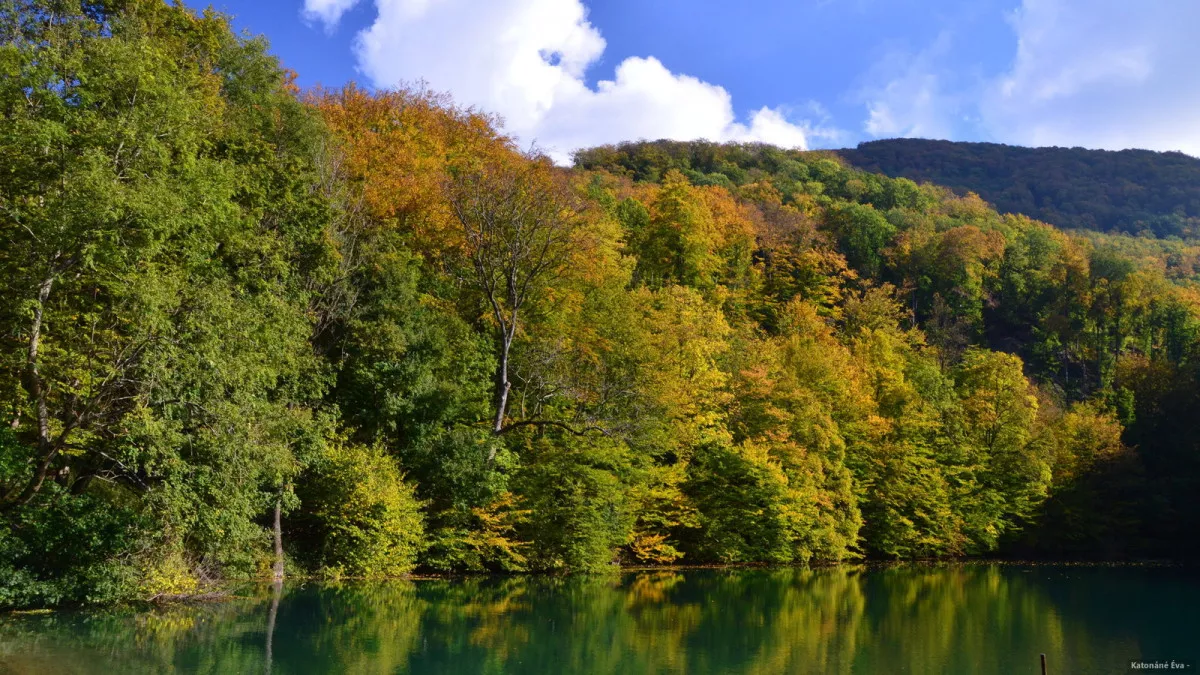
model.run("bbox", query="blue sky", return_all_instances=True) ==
[192,0,1200,162]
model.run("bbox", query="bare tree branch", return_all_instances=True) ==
[446,153,582,457]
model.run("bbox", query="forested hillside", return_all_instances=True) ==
[839,139,1200,239]
[2,1,1199,609]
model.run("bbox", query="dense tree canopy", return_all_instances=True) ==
[2,2,1199,609]
[839,138,1200,239]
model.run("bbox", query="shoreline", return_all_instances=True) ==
[6,558,1192,615]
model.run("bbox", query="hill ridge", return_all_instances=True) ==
[837,138,1200,238]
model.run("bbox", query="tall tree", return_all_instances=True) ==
[0,0,333,604]
[446,153,582,442]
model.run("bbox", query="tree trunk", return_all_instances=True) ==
[272,497,285,582]
[28,273,54,449]
[3,273,58,509]
[492,341,511,434]
[488,337,511,462]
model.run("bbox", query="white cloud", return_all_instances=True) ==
[856,0,1200,156]
[981,0,1200,155]
[859,31,976,141]
[863,70,953,139]
[302,0,362,27]
[304,0,835,163]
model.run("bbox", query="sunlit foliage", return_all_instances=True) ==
[3,2,1200,608]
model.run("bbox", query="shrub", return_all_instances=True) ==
[295,441,426,578]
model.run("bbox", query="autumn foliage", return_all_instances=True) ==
[3,1,1200,609]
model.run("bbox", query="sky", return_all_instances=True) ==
[191,0,1200,163]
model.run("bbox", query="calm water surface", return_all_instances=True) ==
[1,564,1197,674]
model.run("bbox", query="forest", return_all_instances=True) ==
[1,1,1198,609]
[840,138,1200,239]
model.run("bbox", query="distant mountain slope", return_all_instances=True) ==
[838,139,1200,238]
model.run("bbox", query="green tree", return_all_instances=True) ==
[292,440,425,578]
[825,202,896,278]
[948,349,1049,551]
[0,0,333,603]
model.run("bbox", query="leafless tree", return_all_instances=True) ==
[446,153,589,450]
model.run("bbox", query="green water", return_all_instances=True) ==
[1,564,1197,674]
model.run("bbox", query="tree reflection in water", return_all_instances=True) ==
[0,564,1196,674]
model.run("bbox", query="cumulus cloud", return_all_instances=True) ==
[302,0,833,163]
[982,0,1200,155]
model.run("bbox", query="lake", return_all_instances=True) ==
[1,563,1197,674]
